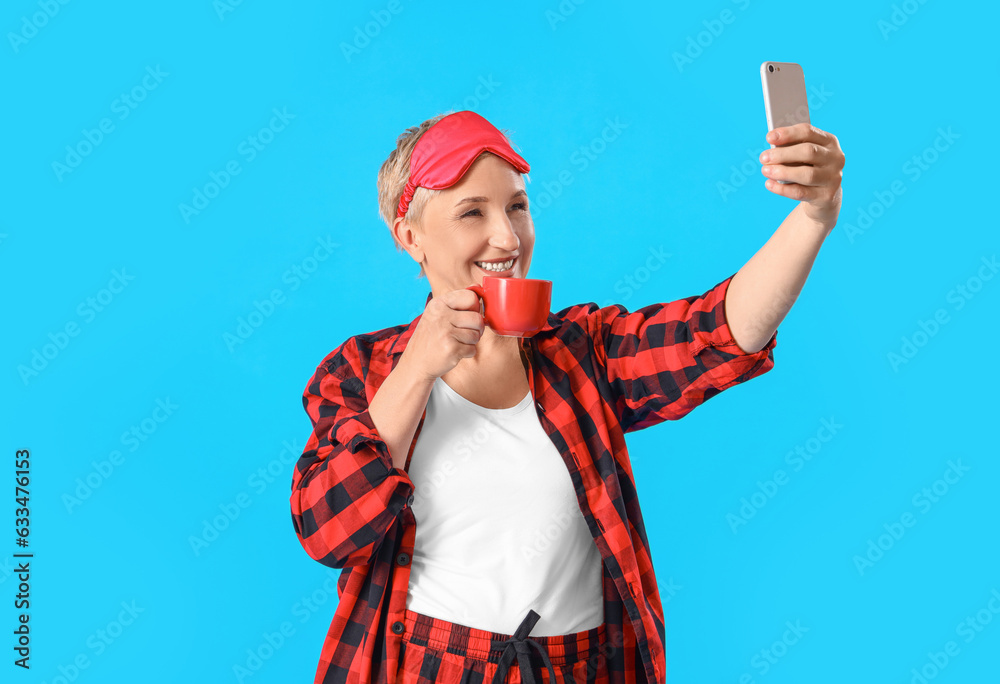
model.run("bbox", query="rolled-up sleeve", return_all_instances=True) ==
[589,272,777,432]
[290,339,415,569]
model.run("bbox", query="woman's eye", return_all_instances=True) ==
[461,203,528,218]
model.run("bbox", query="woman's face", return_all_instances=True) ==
[396,152,534,297]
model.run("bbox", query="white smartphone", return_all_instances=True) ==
[760,61,810,184]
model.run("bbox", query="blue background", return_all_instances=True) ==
[4,1,998,682]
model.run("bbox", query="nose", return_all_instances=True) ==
[487,211,520,251]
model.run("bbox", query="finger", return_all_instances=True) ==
[761,159,831,187]
[763,178,819,201]
[767,123,833,148]
[443,288,485,312]
[452,310,485,332]
[451,325,483,348]
[760,141,832,168]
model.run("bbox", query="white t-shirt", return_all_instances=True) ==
[404,375,605,637]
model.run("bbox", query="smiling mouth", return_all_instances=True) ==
[474,256,517,274]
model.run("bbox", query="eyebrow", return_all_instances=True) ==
[454,189,527,207]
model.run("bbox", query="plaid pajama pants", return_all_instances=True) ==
[397,607,610,684]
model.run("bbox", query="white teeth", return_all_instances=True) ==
[475,258,514,272]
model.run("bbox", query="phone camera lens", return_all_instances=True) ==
[768,64,774,73]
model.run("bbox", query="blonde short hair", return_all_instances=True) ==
[377,111,523,279]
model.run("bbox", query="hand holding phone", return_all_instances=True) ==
[760,61,810,184]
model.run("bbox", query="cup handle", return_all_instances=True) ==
[466,284,486,316]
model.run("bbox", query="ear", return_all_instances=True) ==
[393,215,424,265]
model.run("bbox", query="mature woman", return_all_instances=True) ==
[290,110,844,684]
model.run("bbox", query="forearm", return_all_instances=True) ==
[725,202,833,353]
[368,354,435,472]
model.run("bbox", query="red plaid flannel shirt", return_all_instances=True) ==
[290,272,777,684]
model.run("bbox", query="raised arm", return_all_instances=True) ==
[726,123,845,353]
[589,274,777,433]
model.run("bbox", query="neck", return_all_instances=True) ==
[479,327,518,354]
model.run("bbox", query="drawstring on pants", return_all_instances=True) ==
[489,610,557,684]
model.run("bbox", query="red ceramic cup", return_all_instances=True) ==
[467,276,552,337]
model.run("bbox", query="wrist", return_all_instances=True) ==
[395,351,437,388]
